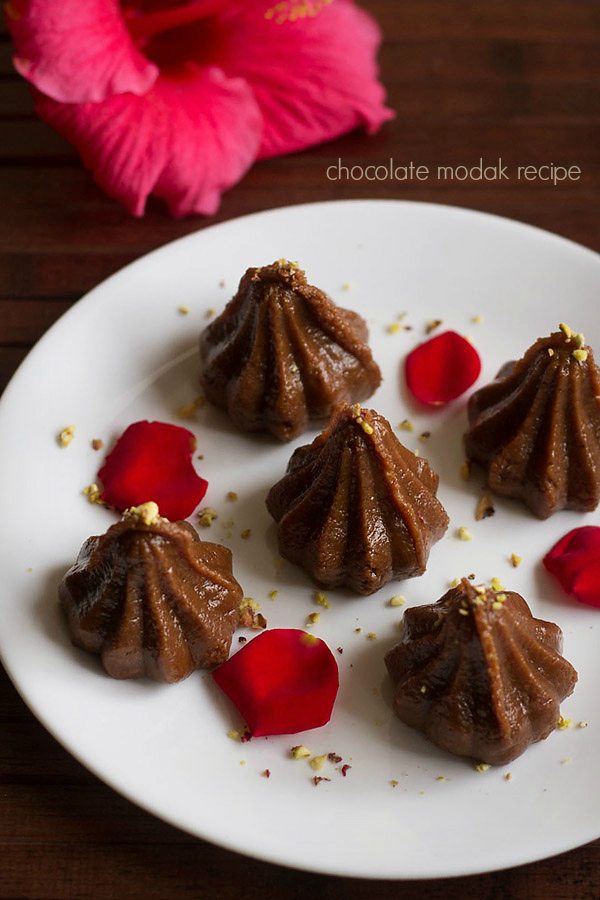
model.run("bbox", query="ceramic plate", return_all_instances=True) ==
[1,200,599,879]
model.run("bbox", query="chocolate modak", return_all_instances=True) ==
[199,260,382,441]
[59,503,243,682]
[266,404,449,595]
[465,324,600,519]
[385,579,578,765]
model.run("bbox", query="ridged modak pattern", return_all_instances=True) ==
[59,506,243,682]
[266,404,449,594]
[464,326,600,518]
[199,260,382,441]
[385,579,578,765]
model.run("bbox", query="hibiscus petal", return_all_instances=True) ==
[212,0,394,157]
[6,0,158,103]
[35,65,263,217]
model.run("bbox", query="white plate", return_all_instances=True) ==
[1,200,599,880]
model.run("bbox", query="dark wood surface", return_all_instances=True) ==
[2,2,600,897]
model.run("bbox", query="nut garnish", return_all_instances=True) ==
[504,772,513,782]
[578,721,589,729]
[557,716,572,730]
[510,553,522,567]
[290,745,311,759]
[240,528,251,540]
[306,612,320,626]
[176,396,205,419]
[573,348,589,364]
[387,322,402,335]
[226,491,238,501]
[123,502,160,525]
[197,507,218,527]
[82,483,103,505]
[268,590,278,601]
[315,592,331,609]
[388,595,406,607]
[309,754,328,772]
[366,631,377,641]
[91,438,104,451]
[456,526,473,541]
[425,319,442,334]
[58,425,76,447]
[474,762,490,773]
[177,305,190,315]
[475,495,495,521]
[398,419,414,432]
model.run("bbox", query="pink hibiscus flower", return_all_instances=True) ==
[6,0,393,217]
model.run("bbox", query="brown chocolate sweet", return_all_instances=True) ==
[199,260,382,441]
[385,579,578,765]
[464,325,600,518]
[266,404,449,594]
[59,503,242,682]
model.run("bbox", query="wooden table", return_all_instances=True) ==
[2,2,600,896]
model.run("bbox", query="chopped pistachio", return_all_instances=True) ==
[390,779,399,787]
[573,348,589,363]
[58,425,76,447]
[290,745,311,759]
[240,528,251,540]
[387,322,402,335]
[315,592,330,609]
[548,348,555,357]
[475,495,495,521]
[577,721,589,729]
[226,491,238,502]
[388,595,406,607]
[268,590,278,601]
[366,631,377,641]
[197,507,218,527]
[491,577,504,592]
[559,322,573,339]
[306,612,321,626]
[456,526,473,541]
[398,418,414,432]
[474,762,490,773]
[177,305,190,315]
[123,502,160,526]
[510,553,522,568]
[557,716,572,731]
[504,772,513,782]
[82,483,103,505]
[309,754,328,772]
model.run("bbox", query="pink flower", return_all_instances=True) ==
[6,0,393,217]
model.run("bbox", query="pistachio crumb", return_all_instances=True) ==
[475,495,495,521]
[309,754,328,772]
[492,601,503,611]
[366,631,378,641]
[123,501,160,526]
[510,553,523,568]
[177,305,190,315]
[557,716,572,731]
[306,612,321,626]
[268,590,278,601]
[471,314,483,324]
[577,721,589,729]
[226,491,238,502]
[58,425,76,447]
[315,592,330,609]
[450,578,460,588]
[341,282,352,292]
[176,396,205,419]
[239,760,246,766]
[82,483,103,505]
[206,307,215,318]
[559,322,573,338]
[227,730,241,742]
[561,757,572,765]
[548,348,555,357]
[388,595,406,607]
[474,762,490,773]
[419,431,431,443]
[398,418,414,432]
[491,577,504,592]
[504,772,513,782]
[496,593,507,603]
[240,528,251,540]
[435,775,446,782]
[387,322,402,335]
[390,779,399,787]
[197,507,218,527]
[456,526,473,542]
[573,348,589,364]
[290,745,311,759]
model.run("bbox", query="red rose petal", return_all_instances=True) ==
[212,629,339,737]
[543,526,600,609]
[405,331,482,406]
[98,420,207,520]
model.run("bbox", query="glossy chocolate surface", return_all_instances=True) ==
[465,329,600,518]
[200,260,382,441]
[59,517,242,682]
[385,579,578,765]
[266,404,449,594]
